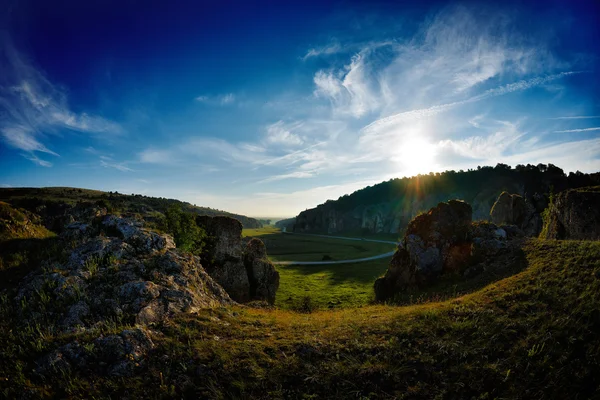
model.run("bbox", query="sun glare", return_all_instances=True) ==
[396,137,437,176]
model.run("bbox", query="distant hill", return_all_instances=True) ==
[0,187,262,229]
[293,164,600,236]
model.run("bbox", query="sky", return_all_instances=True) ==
[0,0,599,217]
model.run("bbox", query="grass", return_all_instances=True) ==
[242,226,396,262]
[275,258,390,310]
[1,239,599,398]
[243,227,397,310]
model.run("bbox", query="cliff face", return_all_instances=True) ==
[541,186,600,240]
[293,165,599,236]
[294,188,512,235]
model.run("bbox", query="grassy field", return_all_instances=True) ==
[243,227,396,310]
[242,226,396,262]
[2,239,599,398]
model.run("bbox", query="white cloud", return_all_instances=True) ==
[22,153,53,167]
[1,126,58,155]
[264,121,303,146]
[0,38,122,167]
[303,42,344,60]
[139,149,172,164]
[554,127,600,133]
[550,116,600,120]
[258,170,316,183]
[438,121,526,160]
[100,159,133,172]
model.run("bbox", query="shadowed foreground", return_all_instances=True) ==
[1,239,599,399]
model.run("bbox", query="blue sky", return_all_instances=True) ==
[1,0,599,217]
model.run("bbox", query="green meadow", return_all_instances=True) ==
[243,226,397,310]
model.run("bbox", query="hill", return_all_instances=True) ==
[0,187,262,229]
[293,164,600,236]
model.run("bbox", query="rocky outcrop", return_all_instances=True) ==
[244,238,280,304]
[541,187,600,240]
[490,192,546,237]
[197,216,280,304]
[16,215,233,332]
[374,200,473,301]
[374,200,520,301]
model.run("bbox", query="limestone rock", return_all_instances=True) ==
[374,200,472,301]
[196,215,243,261]
[16,215,232,331]
[196,215,279,304]
[541,187,600,240]
[243,238,280,304]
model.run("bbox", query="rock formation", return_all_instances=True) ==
[374,200,519,301]
[197,215,280,304]
[541,187,600,240]
[490,192,527,226]
[374,200,473,301]
[16,215,233,330]
[11,214,236,377]
[490,191,546,236]
[244,238,280,304]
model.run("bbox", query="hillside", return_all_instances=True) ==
[0,187,262,229]
[0,238,598,398]
[293,164,600,236]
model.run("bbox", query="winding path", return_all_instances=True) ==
[272,232,399,266]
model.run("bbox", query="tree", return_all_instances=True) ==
[162,205,207,255]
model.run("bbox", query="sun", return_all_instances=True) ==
[396,137,437,176]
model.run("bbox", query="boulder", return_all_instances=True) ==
[374,200,472,301]
[541,187,600,240]
[243,238,280,304]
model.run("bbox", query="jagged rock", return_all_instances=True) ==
[16,215,233,331]
[374,200,473,301]
[103,215,176,254]
[541,186,600,240]
[243,238,280,304]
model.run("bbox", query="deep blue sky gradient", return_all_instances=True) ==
[1,0,599,216]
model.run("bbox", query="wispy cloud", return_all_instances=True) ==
[22,152,53,167]
[550,116,600,120]
[100,159,133,172]
[264,121,303,146]
[303,42,344,60]
[258,170,316,183]
[361,72,579,137]
[0,38,122,167]
[195,93,236,105]
[554,127,600,133]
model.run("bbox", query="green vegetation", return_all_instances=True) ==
[159,205,208,255]
[243,227,396,262]
[1,239,599,398]
[243,227,397,309]
[0,187,262,229]
[276,258,390,310]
